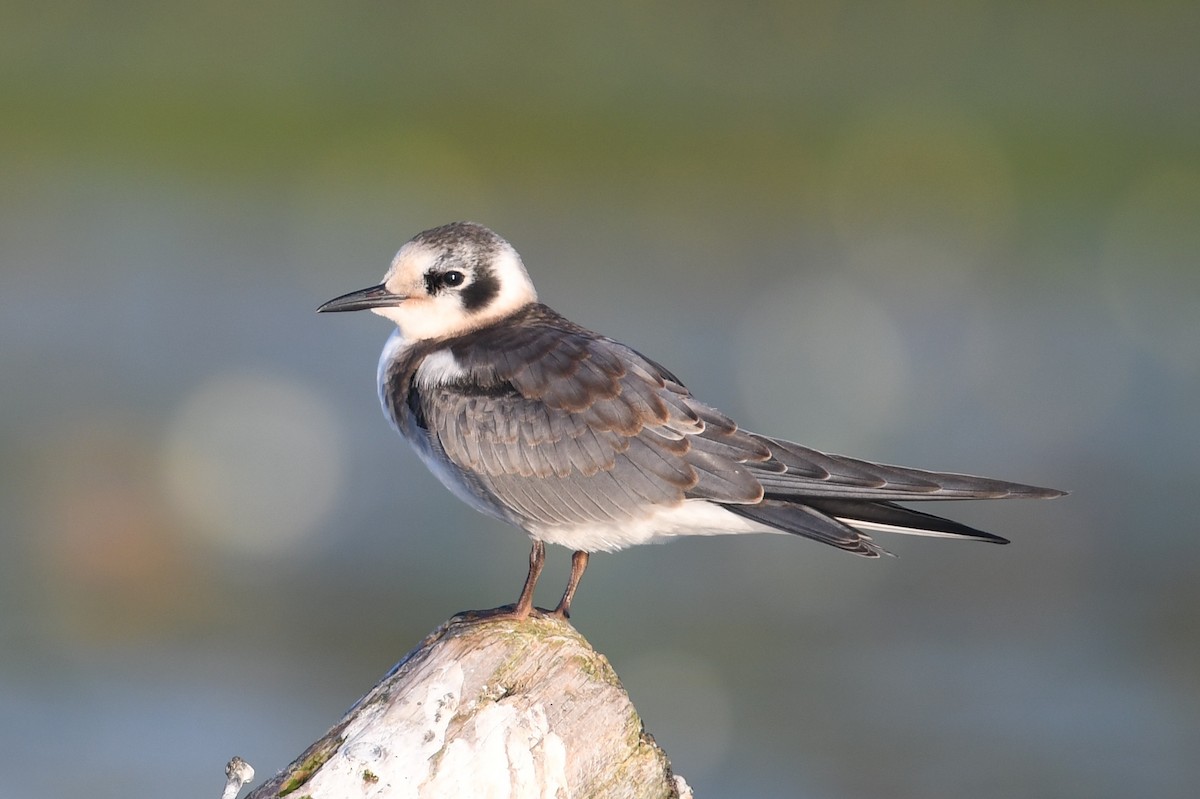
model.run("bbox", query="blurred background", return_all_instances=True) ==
[2,3,1198,798]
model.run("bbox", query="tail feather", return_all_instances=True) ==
[723,501,888,558]
[804,498,1009,544]
[723,496,1018,557]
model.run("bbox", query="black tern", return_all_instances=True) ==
[319,221,1063,619]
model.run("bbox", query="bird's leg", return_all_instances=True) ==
[552,550,590,619]
[511,539,546,620]
[455,540,547,623]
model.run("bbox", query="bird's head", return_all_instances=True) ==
[318,221,538,340]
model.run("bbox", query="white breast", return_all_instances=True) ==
[376,331,515,525]
[376,329,411,435]
[415,349,470,391]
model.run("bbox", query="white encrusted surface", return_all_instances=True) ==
[246,615,680,799]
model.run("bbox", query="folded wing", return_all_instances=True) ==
[419,304,1063,555]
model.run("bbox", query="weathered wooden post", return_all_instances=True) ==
[229,613,692,799]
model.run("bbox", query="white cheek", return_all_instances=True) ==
[371,296,469,341]
[486,248,538,317]
[370,305,407,326]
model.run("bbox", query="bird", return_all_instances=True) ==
[318,221,1063,620]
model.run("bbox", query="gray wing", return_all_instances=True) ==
[421,305,1062,552]
[423,321,771,528]
[723,437,1062,556]
[748,436,1063,501]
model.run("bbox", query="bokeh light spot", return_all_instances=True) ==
[162,373,345,557]
[32,419,201,643]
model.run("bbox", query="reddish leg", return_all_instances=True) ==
[511,539,546,619]
[457,540,546,623]
[552,550,590,619]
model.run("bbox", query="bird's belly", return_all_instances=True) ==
[530,499,780,553]
[403,428,517,525]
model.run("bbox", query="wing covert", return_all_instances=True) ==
[416,309,769,527]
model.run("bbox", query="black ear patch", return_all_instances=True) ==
[423,270,441,296]
[460,267,500,312]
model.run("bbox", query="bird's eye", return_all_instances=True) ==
[442,270,465,287]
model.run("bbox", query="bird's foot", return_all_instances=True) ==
[451,604,565,625]
[450,543,586,625]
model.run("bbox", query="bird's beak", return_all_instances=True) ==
[316,284,407,313]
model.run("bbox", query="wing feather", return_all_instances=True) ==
[753,437,1062,501]
[410,304,1061,540]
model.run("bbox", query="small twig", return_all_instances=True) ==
[222,756,255,799]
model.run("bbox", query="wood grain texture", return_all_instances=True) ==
[244,614,689,799]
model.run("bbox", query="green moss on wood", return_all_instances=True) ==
[277,736,343,796]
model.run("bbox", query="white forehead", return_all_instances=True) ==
[384,240,439,281]
[382,237,530,283]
